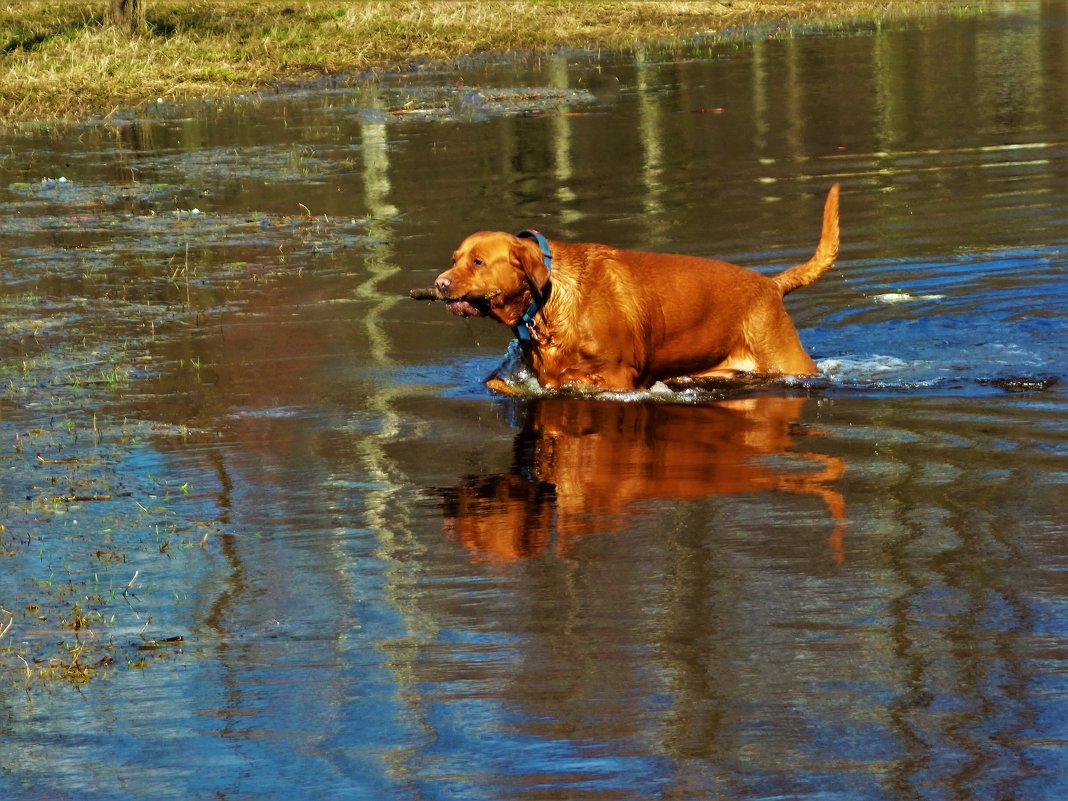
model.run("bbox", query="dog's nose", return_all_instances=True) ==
[435,275,453,295]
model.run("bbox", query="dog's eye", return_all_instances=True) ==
[473,257,484,267]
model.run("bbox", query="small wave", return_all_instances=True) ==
[871,292,946,304]
[817,354,924,382]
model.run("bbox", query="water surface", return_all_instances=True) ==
[1,3,1066,799]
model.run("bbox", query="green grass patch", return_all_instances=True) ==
[0,1,983,126]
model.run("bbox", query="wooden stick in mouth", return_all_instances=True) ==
[409,287,441,300]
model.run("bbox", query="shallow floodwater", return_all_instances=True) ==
[2,3,1067,800]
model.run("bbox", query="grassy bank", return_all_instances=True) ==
[1,1,980,126]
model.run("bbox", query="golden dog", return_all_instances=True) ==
[414,184,840,392]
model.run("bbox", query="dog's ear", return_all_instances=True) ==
[512,235,550,293]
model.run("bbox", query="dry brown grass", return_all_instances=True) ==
[1,1,979,125]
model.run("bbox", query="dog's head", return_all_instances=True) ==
[439,473,556,562]
[433,231,550,327]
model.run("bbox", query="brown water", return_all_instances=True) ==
[2,4,1067,799]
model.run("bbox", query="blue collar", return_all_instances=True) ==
[515,229,552,342]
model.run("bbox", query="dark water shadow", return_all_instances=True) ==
[436,393,846,563]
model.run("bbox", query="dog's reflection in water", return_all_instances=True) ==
[439,395,846,563]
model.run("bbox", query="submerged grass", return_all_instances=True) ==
[1,0,982,125]
[0,329,212,689]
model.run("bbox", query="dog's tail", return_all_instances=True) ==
[773,183,840,296]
